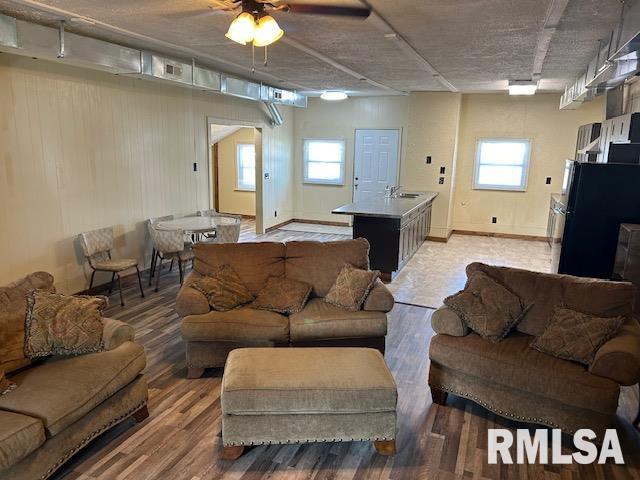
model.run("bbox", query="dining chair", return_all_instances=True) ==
[197,209,218,217]
[79,227,145,306]
[149,226,195,291]
[203,214,242,244]
[147,215,174,284]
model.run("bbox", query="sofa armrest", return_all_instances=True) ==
[363,279,395,312]
[176,272,210,318]
[589,319,640,385]
[431,306,469,337]
[102,318,135,350]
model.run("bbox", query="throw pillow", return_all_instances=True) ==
[190,265,254,312]
[444,271,528,342]
[0,371,16,396]
[324,264,380,312]
[24,290,107,359]
[530,306,625,366]
[251,276,312,314]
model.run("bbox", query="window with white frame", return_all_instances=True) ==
[303,139,345,185]
[236,143,256,191]
[473,139,531,191]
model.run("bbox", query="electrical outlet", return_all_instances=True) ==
[438,177,445,185]
[440,166,446,174]
[546,177,552,185]
[193,162,198,172]
[426,156,432,164]
[492,217,497,224]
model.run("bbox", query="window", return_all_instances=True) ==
[236,143,256,191]
[303,139,345,185]
[474,139,531,191]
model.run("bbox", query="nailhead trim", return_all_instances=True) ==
[431,383,574,432]
[224,436,394,447]
[39,401,148,480]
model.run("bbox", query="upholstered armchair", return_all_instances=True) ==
[79,227,144,306]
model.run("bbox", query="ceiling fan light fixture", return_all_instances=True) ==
[252,15,284,47]
[225,12,256,45]
[320,91,349,101]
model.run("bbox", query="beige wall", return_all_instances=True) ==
[0,54,294,293]
[293,96,409,223]
[451,94,605,237]
[216,128,256,216]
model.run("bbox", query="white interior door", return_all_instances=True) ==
[354,129,400,202]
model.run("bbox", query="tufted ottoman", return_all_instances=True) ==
[220,347,398,459]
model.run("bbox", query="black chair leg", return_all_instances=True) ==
[155,256,163,293]
[169,258,174,272]
[89,270,96,291]
[108,272,116,294]
[136,266,145,298]
[179,260,184,285]
[117,273,124,307]
[148,251,157,286]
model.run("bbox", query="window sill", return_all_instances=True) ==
[303,181,345,187]
[235,188,256,192]
[473,186,527,192]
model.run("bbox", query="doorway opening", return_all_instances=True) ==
[207,117,264,234]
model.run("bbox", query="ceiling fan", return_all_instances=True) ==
[182,0,371,47]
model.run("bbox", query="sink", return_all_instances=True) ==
[395,193,420,198]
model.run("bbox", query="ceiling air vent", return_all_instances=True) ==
[165,63,182,77]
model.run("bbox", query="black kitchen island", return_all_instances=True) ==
[332,191,438,282]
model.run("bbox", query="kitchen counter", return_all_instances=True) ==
[332,191,438,281]
[332,191,438,219]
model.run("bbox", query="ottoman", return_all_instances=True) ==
[220,347,398,459]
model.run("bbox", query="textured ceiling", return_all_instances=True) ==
[0,0,630,94]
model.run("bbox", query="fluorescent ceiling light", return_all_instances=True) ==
[320,91,348,101]
[508,80,538,95]
[225,12,256,45]
[253,15,284,47]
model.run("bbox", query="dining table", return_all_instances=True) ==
[155,216,239,237]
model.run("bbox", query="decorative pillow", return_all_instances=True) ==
[324,264,380,312]
[0,371,16,396]
[190,265,254,312]
[530,307,625,366]
[444,271,528,342]
[24,290,107,359]
[251,276,312,314]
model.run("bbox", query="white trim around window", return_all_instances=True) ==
[303,138,346,186]
[473,138,531,192]
[235,143,256,191]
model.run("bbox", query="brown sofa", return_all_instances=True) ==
[428,262,640,437]
[0,272,149,480]
[176,239,395,377]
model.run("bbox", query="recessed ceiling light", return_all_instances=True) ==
[508,80,538,95]
[320,91,348,101]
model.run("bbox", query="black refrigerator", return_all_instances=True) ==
[557,161,640,279]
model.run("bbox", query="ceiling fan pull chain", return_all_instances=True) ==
[264,45,268,66]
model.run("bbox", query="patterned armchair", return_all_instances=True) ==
[79,227,144,306]
[149,226,195,291]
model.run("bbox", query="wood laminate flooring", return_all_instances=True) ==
[53,223,640,480]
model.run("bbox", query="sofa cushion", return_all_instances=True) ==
[193,242,285,296]
[24,291,107,359]
[429,332,619,414]
[444,271,528,342]
[466,263,635,336]
[324,264,380,312]
[181,308,289,343]
[289,298,387,342]
[222,347,396,415]
[251,276,312,315]
[285,239,370,298]
[0,341,145,436]
[190,265,254,312]
[531,307,624,366]
[0,272,55,374]
[0,411,45,469]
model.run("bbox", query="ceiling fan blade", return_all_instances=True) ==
[166,1,237,19]
[283,4,371,18]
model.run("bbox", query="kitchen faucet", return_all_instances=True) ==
[385,185,402,198]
